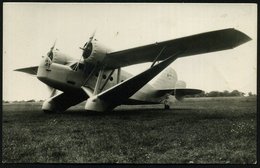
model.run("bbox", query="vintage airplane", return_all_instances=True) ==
[15,28,251,113]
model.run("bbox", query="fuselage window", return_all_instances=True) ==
[110,77,113,81]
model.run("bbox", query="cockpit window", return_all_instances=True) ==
[82,42,93,59]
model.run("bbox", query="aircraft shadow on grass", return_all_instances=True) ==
[62,107,206,117]
[59,107,253,120]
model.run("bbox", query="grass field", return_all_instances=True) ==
[2,97,257,163]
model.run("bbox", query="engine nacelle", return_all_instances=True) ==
[82,40,110,65]
[42,91,88,113]
[50,50,74,65]
[42,96,65,113]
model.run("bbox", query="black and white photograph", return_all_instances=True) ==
[2,3,257,164]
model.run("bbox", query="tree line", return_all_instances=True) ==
[187,90,256,98]
[2,90,256,103]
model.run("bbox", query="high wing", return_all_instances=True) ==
[103,28,251,69]
[14,66,38,75]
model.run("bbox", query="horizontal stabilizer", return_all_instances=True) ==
[175,88,203,101]
[14,66,38,75]
[155,88,202,97]
[174,88,202,96]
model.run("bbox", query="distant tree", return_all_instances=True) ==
[222,90,230,97]
[240,92,245,97]
[197,91,206,97]
[229,90,245,97]
[207,91,220,97]
[248,92,253,96]
[179,90,246,98]
[204,90,245,97]
[185,90,206,98]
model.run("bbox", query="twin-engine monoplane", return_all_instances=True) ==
[15,28,251,113]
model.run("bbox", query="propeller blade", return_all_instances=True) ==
[50,39,57,51]
[74,30,97,71]
[83,29,96,48]
[47,39,57,59]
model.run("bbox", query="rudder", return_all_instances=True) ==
[152,67,178,89]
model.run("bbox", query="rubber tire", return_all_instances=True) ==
[164,104,170,110]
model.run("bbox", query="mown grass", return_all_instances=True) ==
[2,97,257,163]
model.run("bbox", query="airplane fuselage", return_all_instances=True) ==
[37,53,169,107]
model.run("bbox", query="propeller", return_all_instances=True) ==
[83,29,96,50]
[73,30,96,71]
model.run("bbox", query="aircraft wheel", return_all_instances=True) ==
[164,104,170,110]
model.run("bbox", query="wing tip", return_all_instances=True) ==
[13,66,38,75]
[13,68,22,72]
[231,28,252,46]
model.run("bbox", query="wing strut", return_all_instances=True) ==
[150,46,166,68]
[117,68,121,84]
[83,63,98,86]
[93,67,105,95]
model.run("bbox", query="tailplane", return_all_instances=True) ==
[152,67,202,101]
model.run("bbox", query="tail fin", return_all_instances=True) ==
[175,80,186,89]
[152,67,178,89]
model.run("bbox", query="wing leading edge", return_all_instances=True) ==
[103,28,251,69]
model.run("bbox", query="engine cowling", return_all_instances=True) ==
[82,40,110,65]
[42,91,88,113]
[49,50,74,65]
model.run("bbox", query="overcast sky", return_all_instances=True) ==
[3,3,257,101]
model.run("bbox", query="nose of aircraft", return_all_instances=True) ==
[37,55,52,77]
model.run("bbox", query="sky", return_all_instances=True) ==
[3,3,257,101]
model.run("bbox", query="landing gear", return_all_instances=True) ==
[164,104,170,110]
[163,96,171,110]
